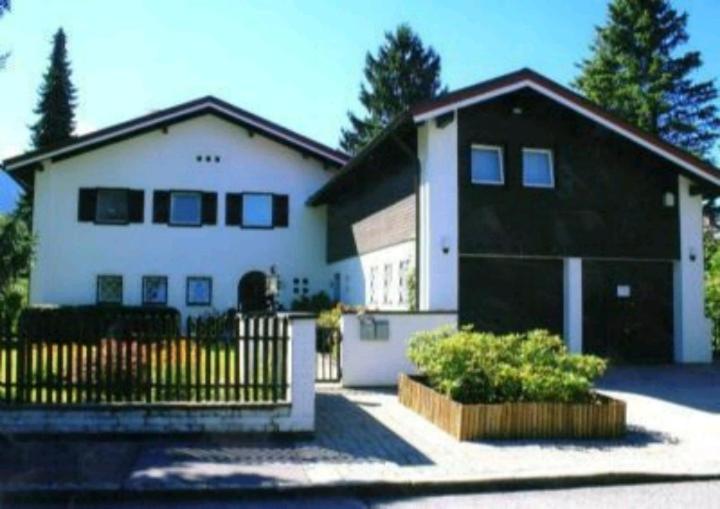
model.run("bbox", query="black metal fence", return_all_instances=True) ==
[315,325,341,382]
[0,314,290,405]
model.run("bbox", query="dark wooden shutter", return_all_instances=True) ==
[153,191,170,224]
[128,190,145,223]
[273,194,289,227]
[201,192,217,225]
[226,193,243,226]
[78,188,97,222]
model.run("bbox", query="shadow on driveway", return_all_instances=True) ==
[598,364,720,414]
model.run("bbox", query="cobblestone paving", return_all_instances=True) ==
[1,365,719,492]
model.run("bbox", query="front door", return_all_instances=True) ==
[238,271,267,312]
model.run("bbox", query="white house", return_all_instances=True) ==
[5,69,720,364]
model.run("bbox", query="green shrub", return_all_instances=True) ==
[18,305,181,340]
[290,291,335,313]
[407,327,607,404]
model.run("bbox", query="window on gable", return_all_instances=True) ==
[142,276,168,306]
[97,275,123,305]
[170,191,202,226]
[95,189,128,223]
[242,193,273,228]
[471,145,504,185]
[79,188,144,225]
[522,148,554,188]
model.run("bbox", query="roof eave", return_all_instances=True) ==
[3,97,349,172]
[306,112,413,206]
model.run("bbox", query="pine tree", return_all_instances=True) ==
[30,28,77,149]
[0,0,10,69]
[340,24,446,154]
[574,0,720,158]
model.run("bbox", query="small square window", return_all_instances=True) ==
[471,145,504,185]
[170,192,201,225]
[97,275,123,305]
[142,276,168,306]
[187,277,212,306]
[96,189,128,223]
[523,148,554,188]
[242,194,273,228]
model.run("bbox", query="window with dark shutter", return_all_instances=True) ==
[78,188,97,222]
[273,194,289,227]
[128,190,145,223]
[201,192,217,225]
[153,191,170,223]
[226,193,243,226]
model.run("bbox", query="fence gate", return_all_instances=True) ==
[315,326,341,382]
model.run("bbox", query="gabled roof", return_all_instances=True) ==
[3,96,349,185]
[309,68,720,205]
[412,68,720,186]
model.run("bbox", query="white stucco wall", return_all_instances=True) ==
[340,311,457,387]
[417,117,458,311]
[30,114,334,317]
[674,175,713,363]
[326,240,416,310]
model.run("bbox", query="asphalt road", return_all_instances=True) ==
[4,481,720,508]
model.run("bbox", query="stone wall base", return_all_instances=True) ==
[0,404,315,433]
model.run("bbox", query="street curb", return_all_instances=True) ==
[3,472,720,503]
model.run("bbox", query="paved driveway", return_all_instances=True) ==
[0,365,718,494]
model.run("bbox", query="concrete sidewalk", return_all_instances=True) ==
[0,365,719,497]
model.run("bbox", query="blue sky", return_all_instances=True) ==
[1,0,720,212]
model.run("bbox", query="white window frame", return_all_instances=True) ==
[522,147,555,188]
[170,191,202,226]
[470,144,505,185]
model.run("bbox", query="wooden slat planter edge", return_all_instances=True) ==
[398,373,626,440]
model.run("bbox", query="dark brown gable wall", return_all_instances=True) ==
[326,158,416,263]
[457,89,680,260]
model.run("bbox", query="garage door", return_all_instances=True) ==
[582,260,673,363]
[459,257,563,334]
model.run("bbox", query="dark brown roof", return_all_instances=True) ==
[3,96,349,179]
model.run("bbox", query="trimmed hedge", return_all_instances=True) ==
[18,305,181,341]
[408,327,607,404]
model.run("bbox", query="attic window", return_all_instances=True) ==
[96,189,129,224]
[471,145,504,185]
[522,148,554,188]
[170,191,202,226]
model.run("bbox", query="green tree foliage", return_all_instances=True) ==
[30,27,77,149]
[0,0,10,69]
[574,0,720,158]
[340,24,446,154]
[704,231,720,354]
[0,212,33,331]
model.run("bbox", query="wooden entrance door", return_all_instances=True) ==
[238,271,267,312]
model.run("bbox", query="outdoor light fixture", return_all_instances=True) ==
[663,192,676,207]
[512,106,523,115]
[441,236,450,254]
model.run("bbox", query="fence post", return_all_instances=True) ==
[286,315,316,431]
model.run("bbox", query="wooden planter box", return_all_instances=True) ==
[398,374,626,440]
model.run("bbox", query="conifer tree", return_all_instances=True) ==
[30,27,77,149]
[0,0,10,69]
[340,24,446,154]
[574,0,719,158]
